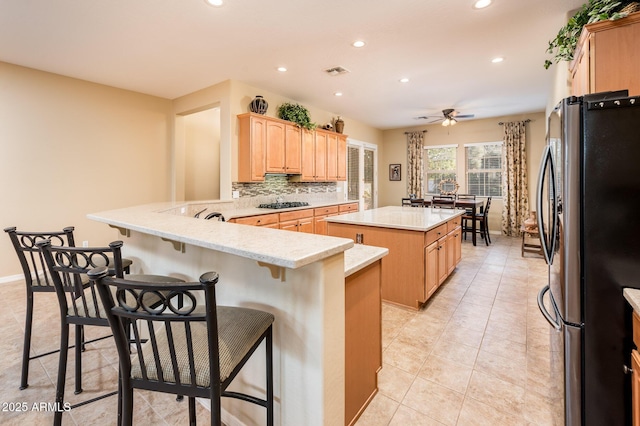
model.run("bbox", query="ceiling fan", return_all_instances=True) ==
[414,108,475,126]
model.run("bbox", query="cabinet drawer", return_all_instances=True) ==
[426,224,448,246]
[234,213,279,226]
[279,208,314,222]
[315,206,339,216]
[634,311,640,348]
[448,216,462,233]
[339,203,359,213]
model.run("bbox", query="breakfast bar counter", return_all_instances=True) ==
[88,202,386,426]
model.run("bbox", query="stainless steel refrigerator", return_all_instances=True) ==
[536,91,640,426]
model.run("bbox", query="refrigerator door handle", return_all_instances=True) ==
[538,285,561,330]
[536,145,555,265]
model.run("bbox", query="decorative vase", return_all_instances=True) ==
[334,116,344,134]
[249,95,268,114]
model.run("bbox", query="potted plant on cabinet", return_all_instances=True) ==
[544,0,638,69]
[276,103,317,130]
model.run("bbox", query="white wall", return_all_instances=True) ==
[0,61,173,278]
[184,107,220,201]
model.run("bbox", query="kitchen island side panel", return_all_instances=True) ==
[328,222,426,308]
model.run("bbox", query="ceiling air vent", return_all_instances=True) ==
[324,66,350,76]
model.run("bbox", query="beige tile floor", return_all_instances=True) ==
[355,235,556,426]
[0,235,553,425]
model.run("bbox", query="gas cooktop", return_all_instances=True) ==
[258,202,310,209]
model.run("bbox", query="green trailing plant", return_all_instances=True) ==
[544,0,635,69]
[276,103,316,130]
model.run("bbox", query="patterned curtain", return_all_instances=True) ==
[406,131,424,197]
[501,121,529,236]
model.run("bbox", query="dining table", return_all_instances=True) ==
[402,197,486,246]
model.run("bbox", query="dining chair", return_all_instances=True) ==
[456,193,477,214]
[431,195,456,209]
[462,196,492,245]
[89,266,275,426]
[37,239,184,426]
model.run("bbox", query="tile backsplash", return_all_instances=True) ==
[232,175,342,208]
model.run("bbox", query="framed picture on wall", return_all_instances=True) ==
[389,164,401,181]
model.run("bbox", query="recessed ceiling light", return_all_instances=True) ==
[205,0,224,6]
[491,57,504,63]
[352,40,366,48]
[473,0,491,9]
[334,92,343,97]
[277,67,287,72]
[399,78,410,83]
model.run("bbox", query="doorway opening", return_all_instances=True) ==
[347,140,377,210]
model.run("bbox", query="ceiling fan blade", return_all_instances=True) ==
[454,114,475,119]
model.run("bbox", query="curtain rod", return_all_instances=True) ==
[404,130,428,134]
[498,119,531,125]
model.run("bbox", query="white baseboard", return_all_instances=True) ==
[0,273,23,284]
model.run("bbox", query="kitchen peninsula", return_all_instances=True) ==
[88,201,387,426]
[326,206,464,309]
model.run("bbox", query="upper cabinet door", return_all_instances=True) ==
[238,114,266,182]
[300,129,316,181]
[284,124,302,174]
[336,135,347,181]
[265,120,286,173]
[326,132,338,180]
[315,131,328,181]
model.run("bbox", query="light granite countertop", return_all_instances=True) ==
[624,288,640,313]
[344,244,388,277]
[88,202,391,273]
[325,205,464,232]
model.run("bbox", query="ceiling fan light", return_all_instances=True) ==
[450,118,457,125]
[442,118,450,127]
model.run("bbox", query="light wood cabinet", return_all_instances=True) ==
[279,209,314,233]
[327,216,462,309]
[632,310,640,426]
[633,349,640,426]
[284,124,301,174]
[265,120,286,173]
[314,206,340,235]
[238,113,302,181]
[238,114,267,182]
[337,134,347,181]
[300,129,328,181]
[425,241,438,299]
[345,259,382,426]
[339,202,359,214]
[326,131,338,180]
[231,213,279,227]
[570,12,640,96]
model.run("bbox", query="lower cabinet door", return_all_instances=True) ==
[633,349,640,426]
[425,241,438,298]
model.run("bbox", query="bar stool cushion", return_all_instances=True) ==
[131,306,274,386]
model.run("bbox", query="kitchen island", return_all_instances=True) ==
[326,206,464,309]
[88,202,387,426]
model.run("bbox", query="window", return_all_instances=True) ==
[465,142,503,197]
[424,145,457,194]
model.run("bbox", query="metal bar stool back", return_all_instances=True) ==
[4,226,76,390]
[89,267,275,426]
